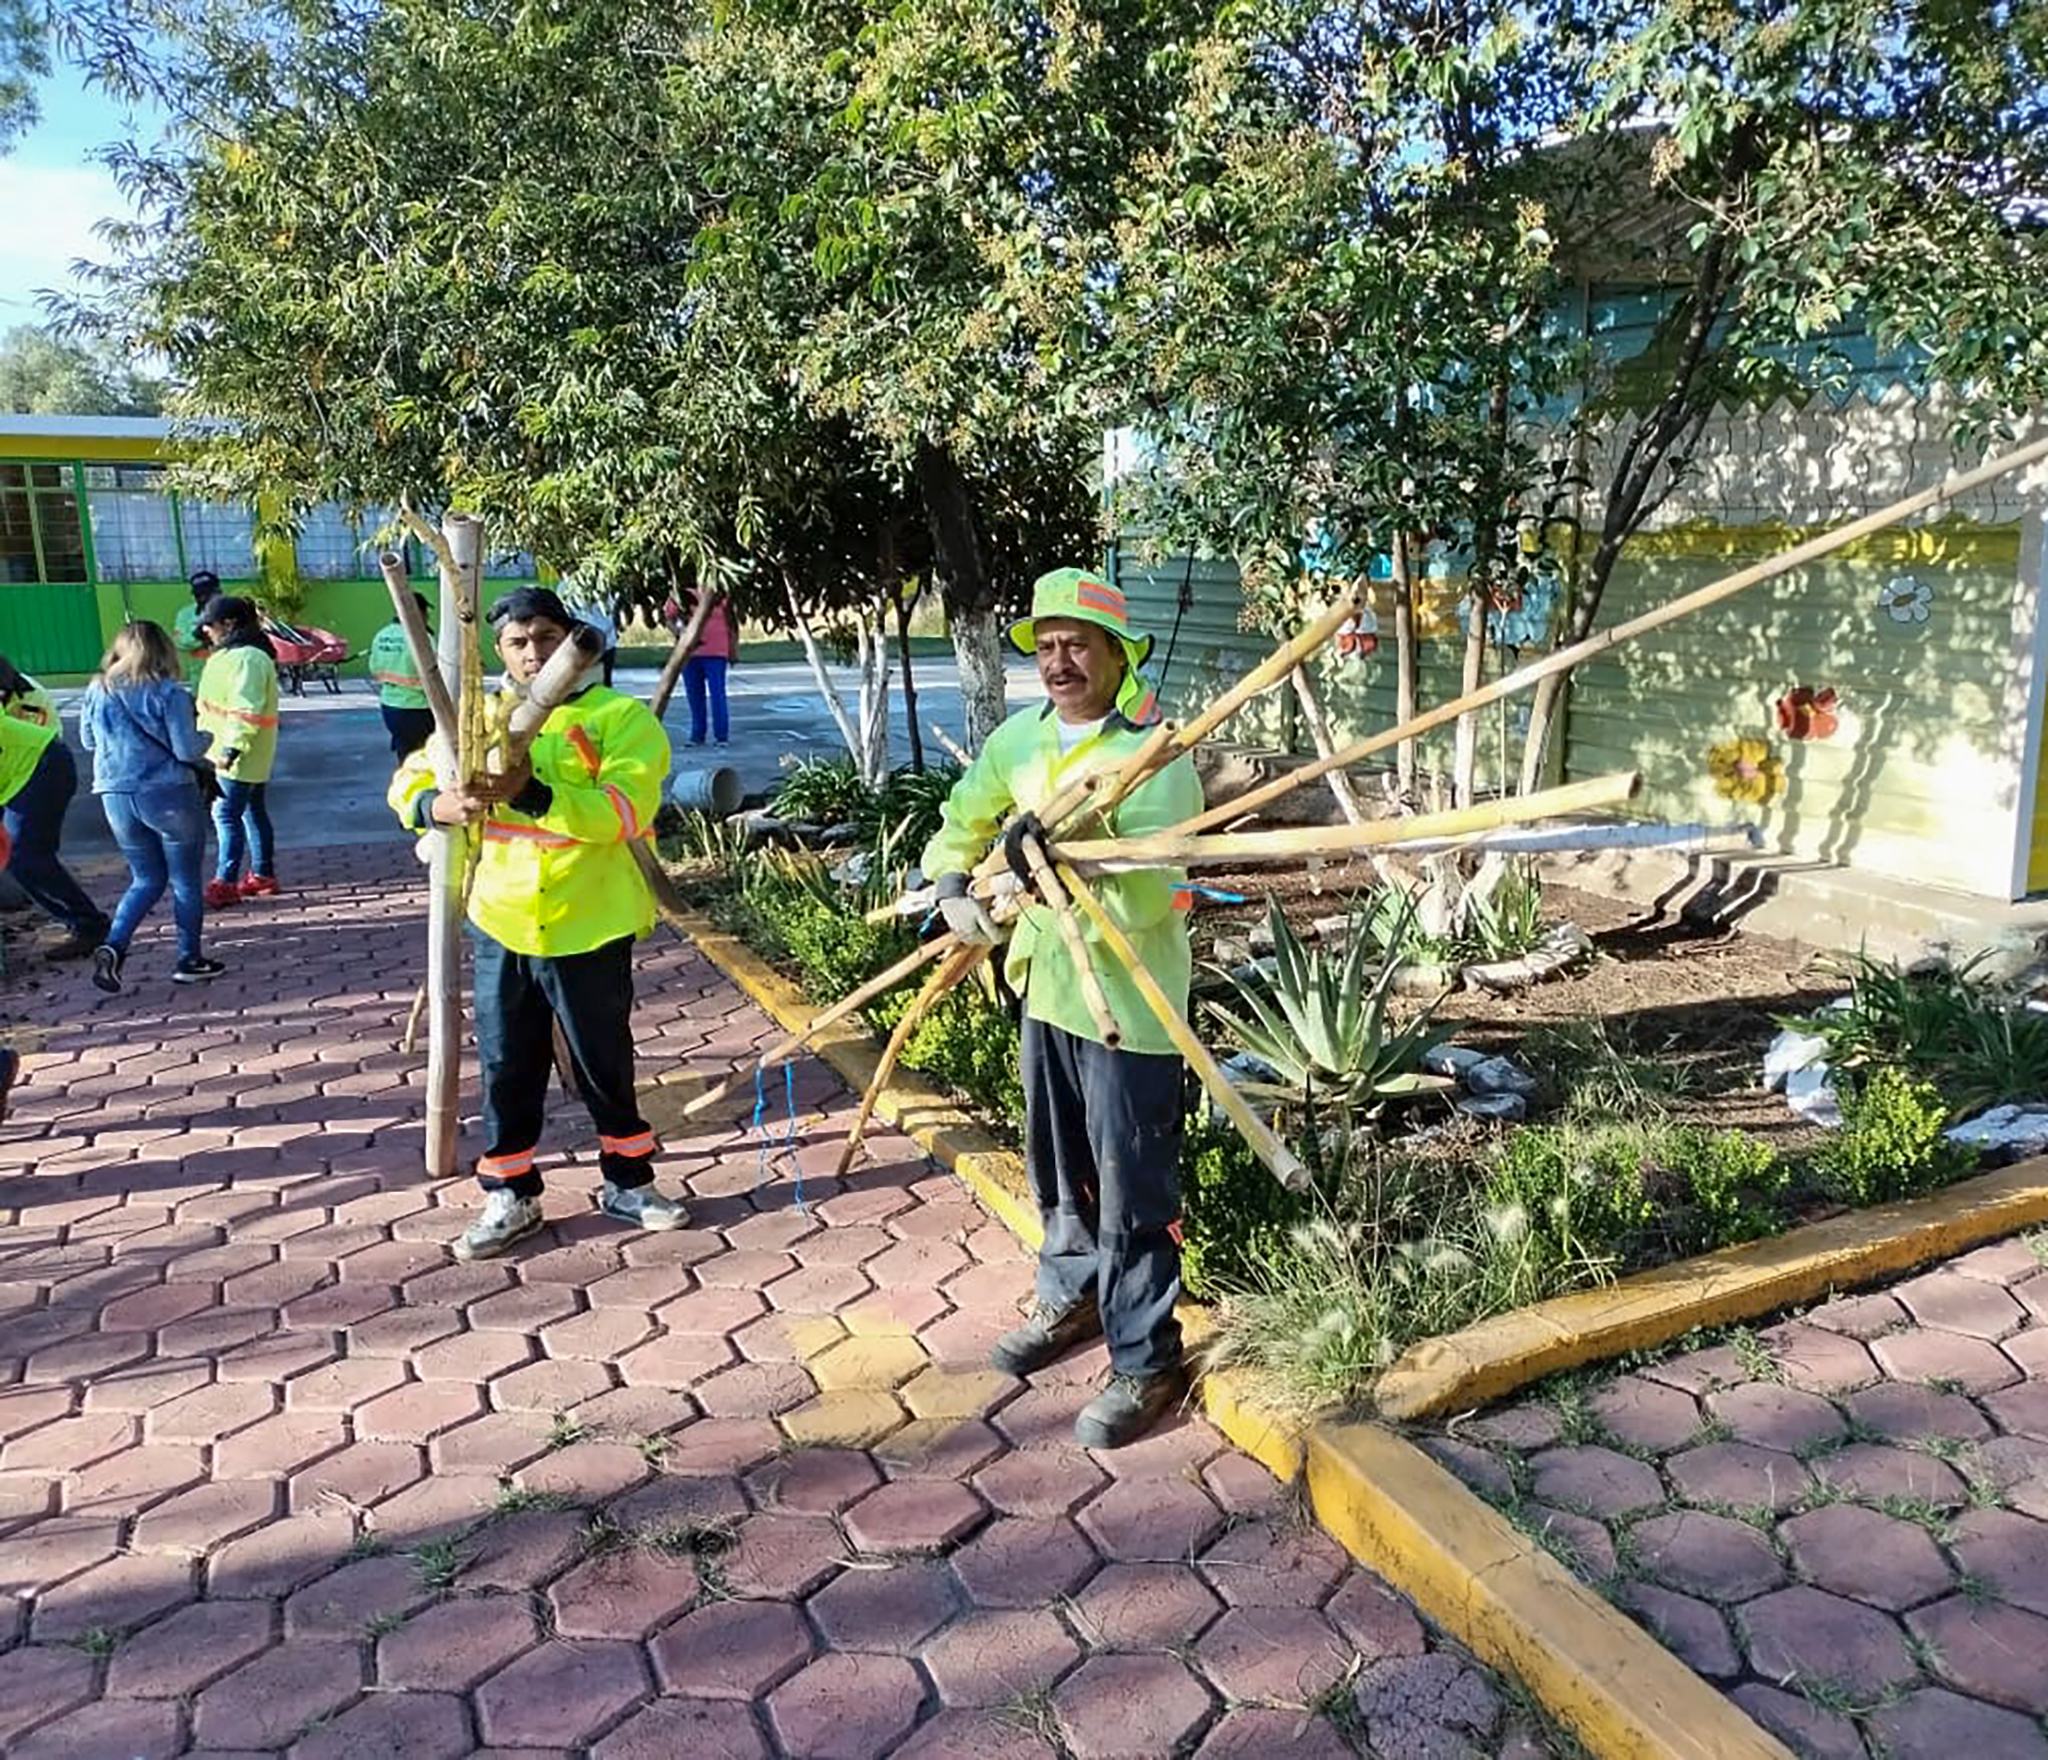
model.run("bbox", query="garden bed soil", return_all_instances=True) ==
[1192,871,1844,1146]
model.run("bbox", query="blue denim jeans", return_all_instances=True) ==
[102,783,207,961]
[682,656,729,744]
[213,778,275,883]
[5,740,109,940]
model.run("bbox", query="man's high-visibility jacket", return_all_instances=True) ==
[368,621,428,710]
[388,683,670,959]
[0,708,57,806]
[195,645,280,783]
[920,704,1203,1057]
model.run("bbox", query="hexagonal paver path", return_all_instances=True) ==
[0,840,1544,1757]
[1435,1235,2048,1758]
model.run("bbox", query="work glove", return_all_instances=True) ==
[933,871,1002,946]
[1001,811,1048,884]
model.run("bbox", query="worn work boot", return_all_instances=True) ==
[599,1182,687,1231]
[1075,1367,1189,1450]
[455,1189,545,1261]
[990,1299,1104,1376]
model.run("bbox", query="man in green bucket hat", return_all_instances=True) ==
[916,566,1204,1449]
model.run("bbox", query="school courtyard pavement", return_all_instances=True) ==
[0,839,1546,1760]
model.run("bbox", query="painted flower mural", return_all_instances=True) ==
[1706,736,1787,805]
[1878,574,1934,624]
[1774,686,1840,741]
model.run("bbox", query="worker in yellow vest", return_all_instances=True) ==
[915,567,1202,1449]
[172,571,218,678]
[368,594,434,759]
[388,586,681,1261]
[0,664,111,957]
[194,596,281,905]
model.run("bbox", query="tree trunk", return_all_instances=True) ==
[914,441,1008,749]
[1288,663,1365,824]
[852,611,892,785]
[1390,533,1419,799]
[1452,591,1487,807]
[650,587,716,722]
[787,587,866,769]
[897,590,925,772]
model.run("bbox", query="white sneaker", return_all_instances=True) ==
[599,1182,686,1231]
[455,1189,544,1261]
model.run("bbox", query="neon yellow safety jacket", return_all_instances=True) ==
[2,674,56,731]
[195,645,280,783]
[368,621,428,710]
[172,604,210,678]
[0,710,57,806]
[921,705,1204,1057]
[388,683,670,959]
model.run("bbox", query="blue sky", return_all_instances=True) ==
[0,54,161,328]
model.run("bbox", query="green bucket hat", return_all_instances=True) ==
[1009,567,1161,725]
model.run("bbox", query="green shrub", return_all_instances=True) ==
[858,763,962,856]
[1808,1067,1976,1206]
[770,755,877,826]
[1179,1118,1313,1300]
[1661,1129,1791,1254]
[896,985,1026,1126]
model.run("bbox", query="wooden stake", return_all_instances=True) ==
[681,935,956,1118]
[650,591,720,721]
[1061,865,1310,1194]
[835,941,989,1176]
[1171,432,2048,836]
[377,553,459,747]
[1015,833,1122,1049]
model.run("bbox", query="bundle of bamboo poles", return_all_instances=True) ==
[686,431,2048,1195]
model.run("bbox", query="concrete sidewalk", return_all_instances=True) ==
[0,840,1538,1759]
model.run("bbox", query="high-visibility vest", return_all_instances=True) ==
[195,646,280,783]
[369,622,428,710]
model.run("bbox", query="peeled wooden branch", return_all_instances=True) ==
[377,553,459,752]
[650,592,720,721]
[1172,431,2048,837]
[836,940,990,1176]
[1016,833,1122,1049]
[1061,865,1310,1195]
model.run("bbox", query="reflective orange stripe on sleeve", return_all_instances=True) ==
[207,706,279,729]
[566,725,603,779]
[482,820,577,848]
[604,785,642,840]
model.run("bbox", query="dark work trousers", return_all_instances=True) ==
[4,740,108,941]
[380,705,435,759]
[1022,1014,1186,1377]
[469,929,657,1199]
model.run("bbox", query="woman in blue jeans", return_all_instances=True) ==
[77,621,224,991]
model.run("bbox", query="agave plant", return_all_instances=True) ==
[1206,896,1451,1117]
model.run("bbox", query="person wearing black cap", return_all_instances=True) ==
[174,571,219,679]
[387,584,681,1261]
[194,595,281,905]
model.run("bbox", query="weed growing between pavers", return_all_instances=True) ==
[72,1626,117,1658]
[410,1537,469,1590]
[544,1411,591,1450]
[493,1484,571,1517]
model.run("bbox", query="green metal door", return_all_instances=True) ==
[0,462,106,674]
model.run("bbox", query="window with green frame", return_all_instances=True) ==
[0,463,88,585]
[83,463,183,581]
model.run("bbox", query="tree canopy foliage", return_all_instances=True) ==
[0,321,162,415]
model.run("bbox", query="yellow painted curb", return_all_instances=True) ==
[669,897,1796,1758]
[1307,1423,1795,1760]
[1376,1157,2048,1420]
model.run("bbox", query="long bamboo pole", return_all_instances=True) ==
[1051,773,1638,871]
[681,935,956,1118]
[650,592,720,721]
[1171,431,2048,836]
[1061,866,1310,1194]
[377,554,459,748]
[835,940,990,1177]
[1016,833,1122,1049]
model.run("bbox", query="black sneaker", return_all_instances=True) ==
[45,933,99,961]
[989,1299,1104,1376]
[172,956,225,984]
[91,945,123,994]
[1075,1367,1189,1450]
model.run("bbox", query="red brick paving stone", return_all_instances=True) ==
[922,1607,1083,1706]
[1419,1436,1514,1502]
[492,1356,615,1412]
[1984,1381,2048,1440]
[401,1262,517,1309]
[284,1355,412,1412]
[1201,1452,1284,1517]
[585,1265,691,1311]
[1844,1381,1995,1442]
[1908,1596,2048,1714]
[571,1384,693,1439]
[1811,1441,1969,1506]
[409,1329,536,1385]
[0,1386,77,1441]
[695,1360,820,1419]
[105,1598,276,1698]
[101,1281,218,1329]
[284,1553,432,1640]
[547,1547,702,1638]
[765,1263,877,1314]
[2004,1328,2048,1377]
[1667,1440,1812,1513]
[1780,1503,1957,1611]
[695,1247,798,1291]
[429,1409,555,1476]
[746,1446,879,1515]
[1707,1381,1847,1453]
[1089,1412,1219,1480]
[0,1643,95,1746]
[375,1593,539,1690]
[354,1380,489,1444]
[1079,1476,1223,1564]
[289,1440,425,1512]
[457,1510,586,1592]
[1194,1605,1351,1706]
[591,1697,770,1760]
[767,1651,923,1760]
[970,1446,1107,1520]
[649,1597,812,1698]
[1194,1707,1355,1759]
[1767,1322,1880,1394]
[347,1305,465,1358]
[661,1416,784,1475]
[0,1470,54,1526]
[1973,1436,2048,1519]
[64,1442,207,1516]
[1631,1510,1787,1602]
[1950,1508,2048,1616]
[1729,1684,1867,1760]
[842,1477,986,1554]
[1054,1652,1214,1760]
[1614,1581,1741,1678]
[287,1689,472,1760]
[1197,1518,1349,1609]
[721,1511,848,1597]
[610,1470,750,1534]
[1524,1444,1665,1519]
[1869,1687,2048,1759]
[1520,1503,1616,1582]
[807,1557,960,1651]
[286,1284,402,1332]
[538,1308,655,1362]
[1589,1375,1703,1451]
[1740,1584,1920,1698]
[363,1469,499,1541]
[1351,1653,1502,1760]
[468,1282,582,1333]
[1,1514,123,1597]
[1811,1289,1912,1336]
[193,1639,364,1750]
[1897,1271,2028,1338]
[794,1224,892,1269]
[653,1285,768,1335]
[890,1709,1060,1760]
[1874,1326,2025,1392]
[473,1637,650,1748]
[513,1439,651,1503]
[26,1327,154,1382]
[2018,1274,2048,1322]
[1325,1572,1427,1661]
[952,1514,1101,1609]
[35,1544,197,1639]
[208,1507,358,1598]
[131,1477,280,1554]
[5,1411,137,1470]
[616,1332,740,1389]
[9,1695,185,1760]
[1067,1560,1222,1653]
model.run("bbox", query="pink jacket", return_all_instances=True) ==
[691,597,736,662]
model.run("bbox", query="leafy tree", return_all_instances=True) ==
[0,322,162,414]
[0,0,47,153]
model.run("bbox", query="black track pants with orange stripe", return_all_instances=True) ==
[470,929,656,1197]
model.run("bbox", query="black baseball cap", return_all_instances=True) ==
[487,586,574,629]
